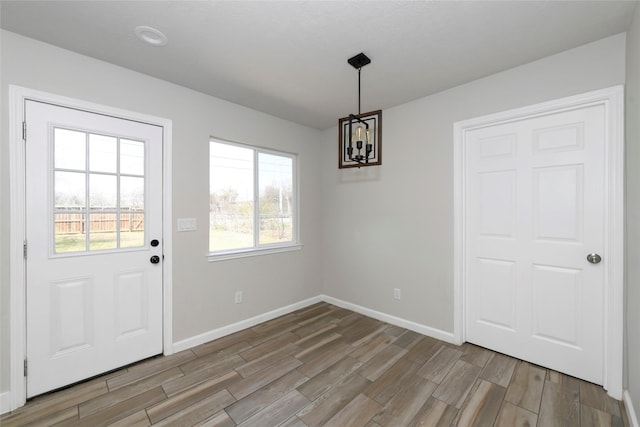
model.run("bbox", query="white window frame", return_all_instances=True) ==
[208,138,301,262]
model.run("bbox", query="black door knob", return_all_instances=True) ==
[150,255,160,264]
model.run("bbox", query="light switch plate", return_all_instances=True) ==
[177,218,197,232]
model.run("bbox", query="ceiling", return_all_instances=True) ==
[1,1,637,130]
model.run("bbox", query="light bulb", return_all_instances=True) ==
[366,128,374,144]
[353,125,366,142]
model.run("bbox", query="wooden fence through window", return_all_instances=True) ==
[55,209,144,234]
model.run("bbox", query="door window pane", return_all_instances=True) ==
[89,134,117,173]
[120,176,144,248]
[52,128,149,254]
[121,213,145,248]
[54,212,86,253]
[54,128,86,170]
[89,174,117,209]
[120,139,145,175]
[54,171,86,254]
[89,213,117,250]
[120,176,144,209]
[55,171,85,207]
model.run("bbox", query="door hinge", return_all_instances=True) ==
[22,121,27,141]
[24,359,27,377]
[23,241,27,259]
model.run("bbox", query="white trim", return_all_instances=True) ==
[9,86,27,412]
[162,113,174,357]
[172,295,323,353]
[172,294,457,354]
[208,244,303,262]
[453,85,625,400]
[453,119,466,346]
[0,392,11,415]
[624,390,640,427]
[603,86,625,399]
[7,86,173,412]
[322,295,458,345]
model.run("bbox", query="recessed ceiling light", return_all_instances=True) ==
[134,26,168,47]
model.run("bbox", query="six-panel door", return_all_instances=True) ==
[465,104,605,384]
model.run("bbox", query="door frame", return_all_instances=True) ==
[453,85,624,399]
[8,85,174,410]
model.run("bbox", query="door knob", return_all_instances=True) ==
[586,253,602,264]
[150,255,160,264]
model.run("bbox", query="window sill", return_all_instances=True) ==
[207,243,303,262]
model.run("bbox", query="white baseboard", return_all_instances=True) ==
[320,295,458,345]
[625,390,639,427]
[172,294,458,354]
[172,295,323,353]
[0,391,11,415]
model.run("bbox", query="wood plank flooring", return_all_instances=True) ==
[1,302,630,426]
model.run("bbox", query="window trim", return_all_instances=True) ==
[208,138,300,261]
[207,243,303,262]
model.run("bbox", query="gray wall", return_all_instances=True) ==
[626,3,640,416]
[320,33,626,335]
[0,30,323,393]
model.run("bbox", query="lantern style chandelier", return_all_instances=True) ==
[338,52,382,169]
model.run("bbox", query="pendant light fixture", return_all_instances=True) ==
[338,52,382,169]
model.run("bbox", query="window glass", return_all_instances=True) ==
[89,134,117,173]
[210,140,296,254]
[54,213,86,253]
[89,174,117,208]
[258,153,293,245]
[120,139,145,175]
[89,213,118,250]
[54,128,86,170]
[55,171,85,207]
[209,142,254,251]
[52,127,146,254]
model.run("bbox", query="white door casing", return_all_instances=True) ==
[9,86,173,410]
[454,86,624,399]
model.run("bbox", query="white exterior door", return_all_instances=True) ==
[25,100,163,397]
[465,104,605,384]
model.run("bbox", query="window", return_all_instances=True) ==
[209,139,299,259]
[54,127,146,254]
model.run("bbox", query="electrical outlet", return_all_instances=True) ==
[235,291,243,304]
[393,288,401,300]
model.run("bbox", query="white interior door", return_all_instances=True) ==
[465,104,605,384]
[25,100,163,397]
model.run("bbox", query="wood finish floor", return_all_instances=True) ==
[1,302,630,427]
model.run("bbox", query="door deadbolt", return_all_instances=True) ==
[586,253,602,264]
[150,255,160,264]
[150,239,159,247]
